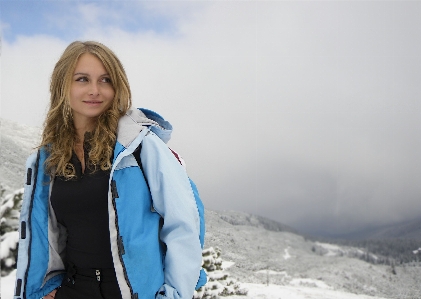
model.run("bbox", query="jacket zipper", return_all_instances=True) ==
[111,179,136,299]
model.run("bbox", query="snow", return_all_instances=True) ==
[2,270,17,298]
[255,270,288,276]
[290,278,332,289]
[315,242,344,257]
[0,119,40,191]
[222,261,235,269]
[204,210,421,298]
[0,272,389,299]
[283,247,291,260]
[0,231,19,259]
[229,283,389,299]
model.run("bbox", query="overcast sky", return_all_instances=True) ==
[2,1,421,236]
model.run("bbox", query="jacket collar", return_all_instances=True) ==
[116,108,173,148]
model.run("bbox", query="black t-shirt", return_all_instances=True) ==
[50,148,113,269]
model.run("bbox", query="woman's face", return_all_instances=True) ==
[69,53,115,127]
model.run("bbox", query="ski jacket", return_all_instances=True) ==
[14,108,202,299]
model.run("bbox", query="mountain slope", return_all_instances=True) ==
[213,210,299,234]
[0,119,41,191]
[205,209,421,299]
[338,217,421,240]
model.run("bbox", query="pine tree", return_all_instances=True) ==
[194,247,248,299]
[1,186,23,276]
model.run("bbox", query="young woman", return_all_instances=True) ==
[14,41,203,299]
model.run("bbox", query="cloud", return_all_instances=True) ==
[0,21,11,35]
[2,35,68,127]
[2,1,421,236]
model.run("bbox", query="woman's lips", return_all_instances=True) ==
[83,100,103,104]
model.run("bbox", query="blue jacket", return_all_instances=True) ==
[14,108,202,299]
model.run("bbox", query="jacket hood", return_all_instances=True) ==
[116,108,173,148]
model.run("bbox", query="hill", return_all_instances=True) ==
[205,209,421,299]
[0,118,41,191]
[336,217,421,241]
[212,210,299,234]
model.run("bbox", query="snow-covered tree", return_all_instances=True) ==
[1,186,23,276]
[194,247,247,299]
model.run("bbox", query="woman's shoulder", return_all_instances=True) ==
[117,108,174,146]
[25,146,51,166]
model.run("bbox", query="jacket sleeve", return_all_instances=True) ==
[140,132,202,299]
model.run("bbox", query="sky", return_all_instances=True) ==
[1,0,421,237]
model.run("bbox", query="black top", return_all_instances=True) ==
[50,146,114,269]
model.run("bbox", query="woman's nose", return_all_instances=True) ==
[89,82,100,96]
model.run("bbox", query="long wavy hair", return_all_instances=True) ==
[40,41,132,179]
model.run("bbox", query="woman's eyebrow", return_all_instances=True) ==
[73,72,110,77]
[73,72,89,77]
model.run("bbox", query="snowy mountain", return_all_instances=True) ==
[335,217,421,241]
[212,209,299,234]
[0,118,41,191]
[204,210,421,299]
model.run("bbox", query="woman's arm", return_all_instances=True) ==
[140,132,202,299]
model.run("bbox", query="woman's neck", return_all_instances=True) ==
[73,118,96,143]
[73,118,96,174]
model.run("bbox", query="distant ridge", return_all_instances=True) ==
[213,210,299,234]
[367,218,421,240]
[332,217,421,241]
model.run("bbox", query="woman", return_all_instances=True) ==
[14,41,203,299]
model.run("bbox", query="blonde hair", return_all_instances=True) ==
[40,41,132,179]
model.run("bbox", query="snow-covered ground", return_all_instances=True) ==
[233,283,388,299]
[2,270,17,298]
[1,271,388,299]
[204,210,421,299]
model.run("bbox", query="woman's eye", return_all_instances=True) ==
[76,77,88,82]
[101,77,112,83]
